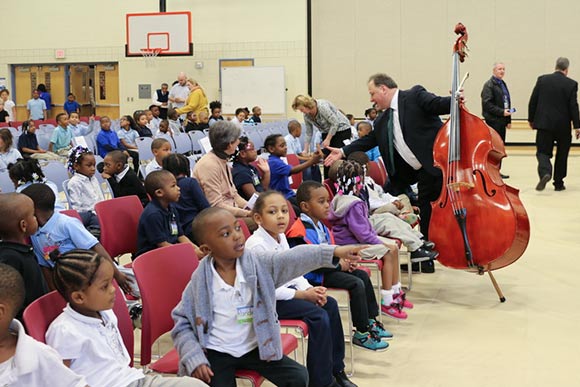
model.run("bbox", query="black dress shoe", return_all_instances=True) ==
[500,173,510,179]
[555,184,566,191]
[420,260,435,273]
[334,371,357,387]
[536,174,551,191]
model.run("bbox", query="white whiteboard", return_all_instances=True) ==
[221,66,286,115]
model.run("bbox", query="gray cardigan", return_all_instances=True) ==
[171,244,337,376]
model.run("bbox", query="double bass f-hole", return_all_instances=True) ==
[472,169,497,197]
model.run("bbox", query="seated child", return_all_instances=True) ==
[232,136,270,201]
[96,116,126,158]
[155,119,173,139]
[48,113,73,156]
[184,111,200,133]
[17,120,60,160]
[0,263,87,386]
[102,150,149,207]
[356,121,380,162]
[167,108,183,134]
[284,120,322,183]
[66,146,104,231]
[149,104,162,133]
[208,100,224,127]
[117,115,140,171]
[347,152,438,262]
[162,153,210,241]
[46,250,206,387]
[287,181,391,350]
[136,170,202,258]
[171,206,363,386]
[0,193,48,320]
[144,137,172,177]
[197,111,210,131]
[246,191,356,387]
[21,183,133,294]
[329,160,414,319]
[135,111,153,138]
[9,158,65,211]
[264,133,322,207]
[0,128,22,169]
[68,112,95,137]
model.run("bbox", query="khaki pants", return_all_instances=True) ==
[127,374,207,387]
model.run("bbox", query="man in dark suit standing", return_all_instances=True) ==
[481,62,512,179]
[528,57,580,191]
[325,73,451,272]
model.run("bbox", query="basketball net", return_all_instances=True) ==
[140,48,161,68]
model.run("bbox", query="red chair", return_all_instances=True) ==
[367,160,387,187]
[95,196,143,260]
[238,218,252,239]
[286,200,297,233]
[61,209,83,222]
[132,244,200,372]
[323,179,335,201]
[79,116,90,123]
[44,118,58,126]
[132,243,297,385]
[23,281,135,366]
[279,319,309,365]
[0,122,9,128]
[285,154,303,190]
[9,121,23,129]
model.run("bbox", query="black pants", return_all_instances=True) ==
[205,347,308,387]
[276,297,344,387]
[536,128,572,186]
[485,119,507,143]
[320,269,378,333]
[321,129,352,178]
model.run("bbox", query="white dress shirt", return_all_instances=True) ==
[391,90,422,170]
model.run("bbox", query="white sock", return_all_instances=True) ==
[381,289,394,305]
[392,282,402,294]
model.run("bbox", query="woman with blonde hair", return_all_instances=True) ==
[175,78,209,122]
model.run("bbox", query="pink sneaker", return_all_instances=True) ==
[394,292,414,309]
[381,302,408,320]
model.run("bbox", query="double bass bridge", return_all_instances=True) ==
[446,181,475,192]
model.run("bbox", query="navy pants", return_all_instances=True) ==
[276,296,345,387]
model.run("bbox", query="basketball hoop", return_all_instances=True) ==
[140,48,161,68]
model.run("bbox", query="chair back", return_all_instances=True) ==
[285,154,302,189]
[95,196,143,258]
[368,160,387,187]
[286,200,297,233]
[173,132,193,155]
[135,137,154,162]
[323,179,335,201]
[187,131,206,155]
[61,208,83,222]
[23,282,134,365]
[41,161,70,191]
[132,244,199,366]
[0,170,14,193]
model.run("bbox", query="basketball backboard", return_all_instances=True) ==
[125,11,193,57]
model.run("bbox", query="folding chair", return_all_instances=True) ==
[41,161,69,207]
[95,196,143,260]
[0,170,15,193]
[187,131,206,156]
[61,208,83,222]
[368,160,387,187]
[23,282,134,366]
[173,132,193,155]
[286,200,297,233]
[285,154,302,190]
[135,137,154,163]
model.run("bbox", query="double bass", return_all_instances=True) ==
[429,23,530,302]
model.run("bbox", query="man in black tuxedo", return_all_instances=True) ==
[528,57,580,191]
[325,73,451,271]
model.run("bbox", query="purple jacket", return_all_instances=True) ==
[328,195,383,245]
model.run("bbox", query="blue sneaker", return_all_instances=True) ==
[352,330,389,351]
[369,319,393,340]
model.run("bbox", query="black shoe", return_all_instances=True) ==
[400,263,420,273]
[500,173,510,179]
[536,174,551,191]
[422,240,436,250]
[420,260,436,273]
[410,247,439,263]
[334,371,357,387]
[555,184,566,191]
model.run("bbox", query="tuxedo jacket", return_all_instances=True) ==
[528,71,580,132]
[343,85,450,176]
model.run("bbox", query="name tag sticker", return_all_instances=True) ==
[170,221,178,236]
[236,305,253,324]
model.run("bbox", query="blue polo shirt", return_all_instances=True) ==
[27,98,46,120]
[175,176,210,239]
[268,154,294,199]
[232,161,264,200]
[136,199,184,257]
[96,129,124,158]
[50,126,73,151]
[63,100,80,115]
[30,212,99,268]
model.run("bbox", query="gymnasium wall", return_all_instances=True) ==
[0,0,307,118]
[312,0,580,120]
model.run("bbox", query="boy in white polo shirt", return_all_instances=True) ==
[0,263,87,386]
